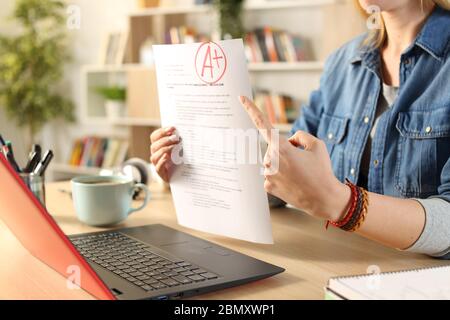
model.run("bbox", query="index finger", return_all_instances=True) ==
[150,126,175,143]
[239,96,274,142]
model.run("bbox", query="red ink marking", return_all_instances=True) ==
[195,42,227,85]
[201,44,213,79]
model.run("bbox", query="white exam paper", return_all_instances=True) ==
[153,39,273,244]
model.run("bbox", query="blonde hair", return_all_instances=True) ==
[356,0,450,48]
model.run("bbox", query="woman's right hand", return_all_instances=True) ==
[150,126,180,182]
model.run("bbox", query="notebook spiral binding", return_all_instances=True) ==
[330,265,449,281]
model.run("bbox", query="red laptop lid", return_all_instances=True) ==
[0,153,115,300]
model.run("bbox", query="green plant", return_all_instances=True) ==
[96,86,127,102]
[0,0,74,144]
[214,0,245,39]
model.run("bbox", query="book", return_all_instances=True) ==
[273,94,287,124]
[67,137,129,169]
[254,90,298,125]
[244,28,310,63]
[254,29,270,62]
[245,32,263,63]
[263,26,278,62]
[102,139,121,169]
[263,94,277,124]
[165,26,208,45]
[87,137,100,167]
[273,31,287,62]
[326,265,450,300]
[80,137,94,167]
[69,139,84,166]
[114,141,129,167]
[280,32,296,62]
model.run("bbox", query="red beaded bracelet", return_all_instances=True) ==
[326,180,358,230]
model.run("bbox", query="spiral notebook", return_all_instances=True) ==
[326,266,450,300]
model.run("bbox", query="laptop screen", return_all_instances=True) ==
[0,154,114,300]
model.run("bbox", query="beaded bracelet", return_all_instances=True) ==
[350,188,369,232]
[325,183,358,230]
[326,180,369,233]
[326,180,358,229]
[341,187,364,231]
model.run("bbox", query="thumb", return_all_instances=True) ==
[288,130,320,151]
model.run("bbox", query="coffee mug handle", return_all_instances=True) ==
[128,183,150,215]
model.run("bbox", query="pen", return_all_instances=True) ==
[31,144,42,160]
[0,135,7,156]
[6,141,14,156]
[4,141,22,173]
[33,150,54,176]
[24,151,41,173]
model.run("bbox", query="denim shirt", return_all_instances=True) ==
[291,7,450,204]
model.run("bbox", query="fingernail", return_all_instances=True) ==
[168,134,180,142]
[165,126,175,133]
[238,96,246,104]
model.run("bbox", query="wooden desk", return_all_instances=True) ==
[0,182,447,300]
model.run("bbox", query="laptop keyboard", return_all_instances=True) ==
[71,232,219,292]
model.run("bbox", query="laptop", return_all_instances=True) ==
[0,154,284,300]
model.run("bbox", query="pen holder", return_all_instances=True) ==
[20,173,46,207]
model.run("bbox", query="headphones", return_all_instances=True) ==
[120,158,152,199]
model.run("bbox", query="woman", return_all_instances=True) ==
[150,0,450,258]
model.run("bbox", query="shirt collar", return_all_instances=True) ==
[351,6,450,65]
[415,6,450,60]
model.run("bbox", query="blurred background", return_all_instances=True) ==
[0,0,365,182]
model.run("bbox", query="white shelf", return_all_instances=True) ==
[85,62,323,74]
[245,0,340,10]
[131,0,340,16]
[248,61,324,72]
[83,117,160,127]
[83,64,153,73]
[110,117,161,127]
[51,163,104,175]
[130,4,210,17]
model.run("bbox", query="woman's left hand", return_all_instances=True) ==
[239,96,350,222]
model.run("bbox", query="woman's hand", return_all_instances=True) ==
[150,126,180,183]
[239,96,350,221]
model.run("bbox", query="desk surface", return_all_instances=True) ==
[0,182,447,300]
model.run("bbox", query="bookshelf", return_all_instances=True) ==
[248,61,324,72]
[52,163,104,176]
[129,0,342,17]
[52,0,364,177]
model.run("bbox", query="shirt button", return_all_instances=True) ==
[363,117,370,124]
[373,159,380,167]
[425,126,432,133]
[404,58,412,65]
[350,168,356,176]
[327,133,334,140]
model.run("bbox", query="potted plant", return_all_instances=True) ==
[96,86,127,120]
[0,0,74,147]
[214,0,245,39]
